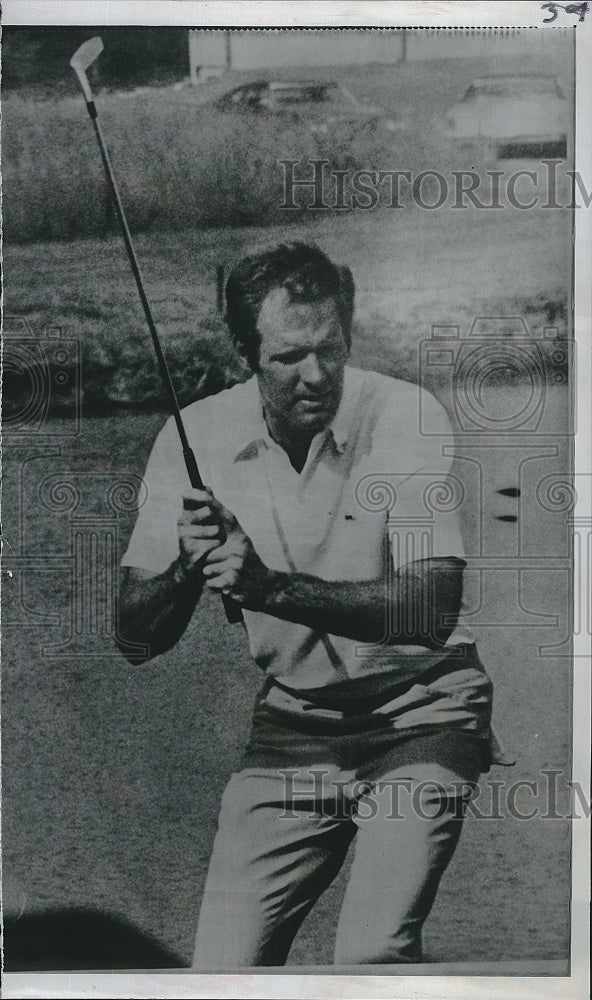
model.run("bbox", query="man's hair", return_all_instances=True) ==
[225,242,355,369]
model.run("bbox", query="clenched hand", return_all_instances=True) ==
[178,488,272,606]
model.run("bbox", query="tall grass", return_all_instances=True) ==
[8,89,422,242]
[4,93,315,241]
[2,73,495,244]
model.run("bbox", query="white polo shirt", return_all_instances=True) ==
[122,366,475,697]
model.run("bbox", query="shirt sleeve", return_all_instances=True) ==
[120,416,189,574]
[385,388,466,568]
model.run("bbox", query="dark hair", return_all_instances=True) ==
[225,242,355,369]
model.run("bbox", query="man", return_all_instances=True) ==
[119,242,495,968]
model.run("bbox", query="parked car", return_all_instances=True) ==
[441,75,568,157]
[214,79,399,137]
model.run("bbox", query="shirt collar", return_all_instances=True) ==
[329,367,358,453]
[233,368,358,462]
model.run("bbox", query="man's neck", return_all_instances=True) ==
[263,411,315,474]
[284,441,312,475]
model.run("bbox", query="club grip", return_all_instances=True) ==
[184,446,244,624]
[222,593,244,624]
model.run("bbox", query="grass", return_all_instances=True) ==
[2,93,306,242]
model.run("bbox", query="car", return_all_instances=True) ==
[214,79,399,138]
[442,74,568,158]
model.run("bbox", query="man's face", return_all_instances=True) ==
[255,287,349,440]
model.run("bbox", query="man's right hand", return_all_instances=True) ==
[118,487,234,662]
[177,488,225,579]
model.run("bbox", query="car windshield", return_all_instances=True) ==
[229,88,262,104]
[269,85,330,105]
[465,77,561,99]
[220,82,370,116]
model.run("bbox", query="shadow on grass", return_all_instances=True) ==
[3,908,185,970]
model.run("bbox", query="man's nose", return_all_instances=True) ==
[300,353,324,386]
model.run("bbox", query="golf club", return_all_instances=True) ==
[70,37,242,624]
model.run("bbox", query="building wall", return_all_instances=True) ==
[188,28,566,80]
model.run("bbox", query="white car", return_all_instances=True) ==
[442,75,568,157]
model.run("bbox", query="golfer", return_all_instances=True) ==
[119,242,496,968]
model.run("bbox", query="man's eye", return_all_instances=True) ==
[318,344,342,360]
[274,342,343,365]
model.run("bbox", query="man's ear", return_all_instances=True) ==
[337,265,355,351]
[229,326,260,373]
[337,265,355,310]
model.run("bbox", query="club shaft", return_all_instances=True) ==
[86,103,202,484]
[84,100,242,624]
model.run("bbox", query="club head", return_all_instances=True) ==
[70,37,104,102]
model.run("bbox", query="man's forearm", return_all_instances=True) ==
[254,572,387,642]
[247,558,464,648]
[118,560,205,662]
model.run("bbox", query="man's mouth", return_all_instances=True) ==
[296,391,333,406]
[297,398,331,411]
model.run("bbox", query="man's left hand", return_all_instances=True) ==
[201,504,274,609]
